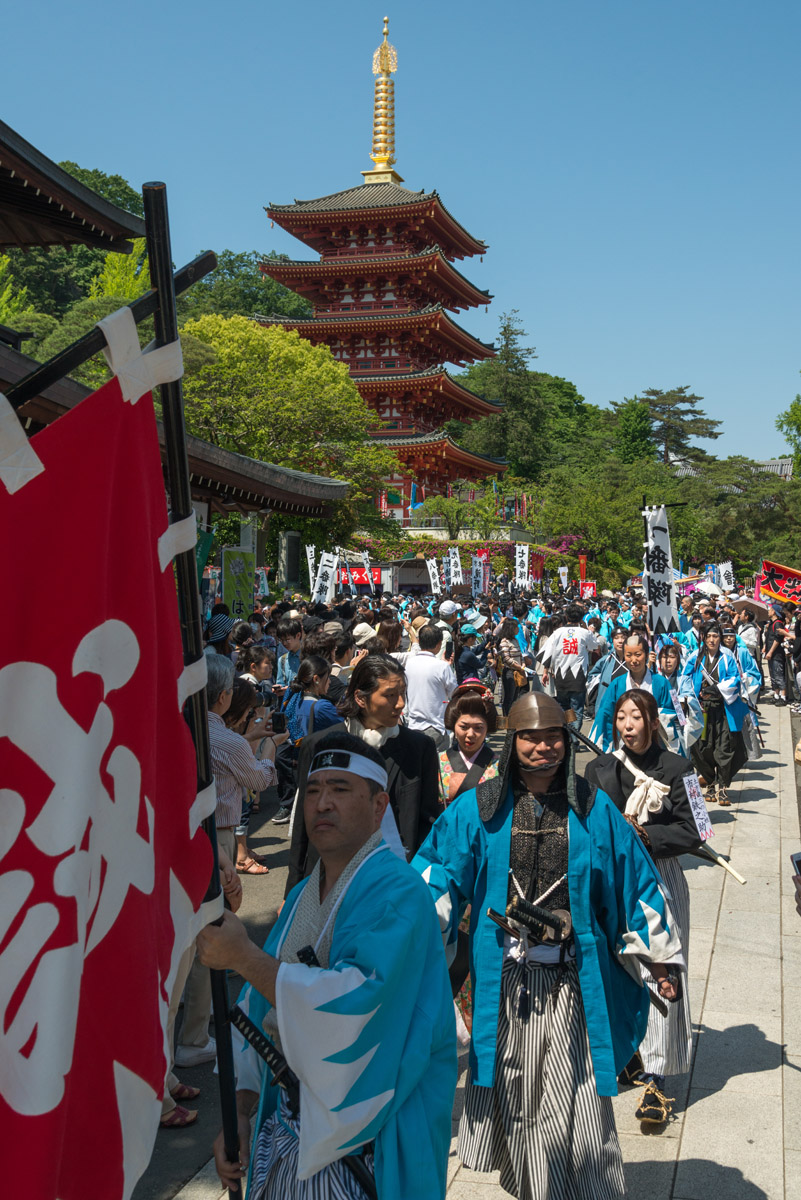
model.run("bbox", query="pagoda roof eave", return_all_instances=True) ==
[266,184,487,258]
[372,428,506,472]
[260,245,492,309]
[352,366,501,416]
[256,304,495,362]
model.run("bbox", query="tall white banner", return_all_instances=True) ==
[311,550,338,605]
[515,543,530,588]
[718,560,735,592]
[442,553,451,589]
[327,549,340,603]
[471,555,483,598]
[426,556,442,595]
[642,504,680,634]
[305,544,316,591]
[360,549,376,596]
[449,545,464,585]
[557,565,569,590]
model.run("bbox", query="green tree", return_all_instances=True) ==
[181,315,399,543]
[89,238,148,301]
[412,493,471,538]
[613,396,656,463]
[0,254,32,323]
[176,250,312,323]
[4,161,144,317]
[640,385,722,463]
[776,380,801,475]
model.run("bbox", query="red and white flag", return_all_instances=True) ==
[0,309,215,1200]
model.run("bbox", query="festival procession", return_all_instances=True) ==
[1,5,800,1200]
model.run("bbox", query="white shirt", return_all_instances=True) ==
[403,651,457,734]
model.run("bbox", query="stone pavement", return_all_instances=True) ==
[168,704,800,1200]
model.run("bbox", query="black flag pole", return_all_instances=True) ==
[142,183,240,1196]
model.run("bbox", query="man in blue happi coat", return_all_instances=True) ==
[198,732,456,1199]
[413,692,683,1200]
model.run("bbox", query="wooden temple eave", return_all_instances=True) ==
[260,248,492,311]
[266,198,486,262]
[0,118,145,251]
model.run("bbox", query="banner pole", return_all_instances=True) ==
[142,183,240,1195]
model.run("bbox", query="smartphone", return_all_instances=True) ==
[790,852,801,878]
[271,712,287,733]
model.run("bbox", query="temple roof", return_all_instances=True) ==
[0,118,145,251]
[256,304,495,365]
[267,183,487,260]
[260,244,492,311]
[372,427,506,469]
[352,365,501,416]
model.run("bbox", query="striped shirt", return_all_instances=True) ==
[208,711,276,828]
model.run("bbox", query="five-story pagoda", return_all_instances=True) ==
[259,18,505,521]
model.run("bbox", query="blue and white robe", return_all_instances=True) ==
[412,780,683,1097]
[590,669,685,755]
[233,843,456,1200]
[679,648,749,733]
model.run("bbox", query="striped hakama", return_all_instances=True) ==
[640,855,693,1077]
[458,958,625,1200]
[249,1093,375,1200]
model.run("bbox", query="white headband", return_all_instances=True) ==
[308,749,388,791]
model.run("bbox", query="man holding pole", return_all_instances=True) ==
[197,731,456,1199]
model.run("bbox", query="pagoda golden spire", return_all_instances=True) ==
[362,16,404,186]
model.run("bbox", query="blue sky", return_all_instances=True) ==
[4,0,799,459]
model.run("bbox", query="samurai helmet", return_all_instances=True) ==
[506,691,568,733]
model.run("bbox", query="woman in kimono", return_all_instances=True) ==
[584,689,701,1126]
[438,682,499,806]
[586,625,628,716]
[679,622,749,806]
[720,625,763,761]
[591,633,684,755]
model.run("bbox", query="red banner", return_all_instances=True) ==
[530,553,544,582]
[580,580,597,599]
[578,553,587,582]
[338,566,381,585]
[0,377,211,1198]
[476,547,490,561]
[757,559,801,604]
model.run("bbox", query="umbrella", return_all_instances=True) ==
[696,579,723,597]
[731,596,771,623]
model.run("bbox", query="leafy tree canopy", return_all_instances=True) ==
[612,396,656,463]
[640,385,722,464]
[181,315,399,545]
[776,380,801,475]
[176,250,312,323]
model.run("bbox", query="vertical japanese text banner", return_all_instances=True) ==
[222,547,256,618]
[305,544,316,591]
[0,355,211,1199]
[449,545,464,585]
[642,504,680,635]
[427,557,442,595]
[311,551,338,605]
[471,555,483,597]
[515,543,530,588]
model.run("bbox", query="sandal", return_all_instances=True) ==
[635,1081,674,1124]
[717,787,731,807]
[705,788,717,804]
[160,1104,198,1129]
[236,858,269,875]
[170,1082,201,1101]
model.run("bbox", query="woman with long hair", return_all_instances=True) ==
[452,623,491,685]
[283,653,341,741]
[585,688,701,1127]
[496,616,528,716]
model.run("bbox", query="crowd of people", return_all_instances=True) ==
[172,578,798,1197]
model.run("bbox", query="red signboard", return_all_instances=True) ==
[338,566,381,586]
[757,559,801,604]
